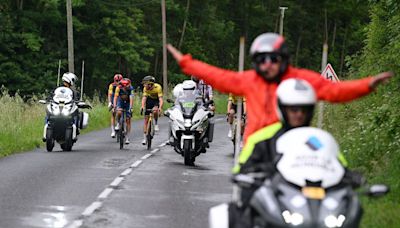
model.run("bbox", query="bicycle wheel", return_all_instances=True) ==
[119,114,125,149]
[146,117,152,150]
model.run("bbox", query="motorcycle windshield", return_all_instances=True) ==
[52,87,74,104]
[176,90,202,116]
[276,127,345,188]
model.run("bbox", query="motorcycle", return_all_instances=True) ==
[39,86,91,152]
[209,127,389,228]
[165,91,214,166]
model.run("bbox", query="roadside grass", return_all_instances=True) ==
[321,82,400,227]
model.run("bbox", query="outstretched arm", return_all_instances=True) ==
[167,44,250,96]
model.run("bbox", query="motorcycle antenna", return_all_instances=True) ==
[232,36,245,203]
[57,59,61,86]
[80,60,84,101]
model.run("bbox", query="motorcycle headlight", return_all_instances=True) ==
[184,119,192,128]
[176,119,185,129]
[52,105,60,115]
[61,105,71,116]
[324,215,346,228]
[282,210,304,226]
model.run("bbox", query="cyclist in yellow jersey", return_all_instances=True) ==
[141,75,163,145]
[108,74,123,138]
[227,93,246,138]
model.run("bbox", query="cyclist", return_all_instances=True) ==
[141,75,163,145]
[191,76,215,111]
[167,33,393,144]
[108,74,123,138]
[113,78,134,144]
[227,93,246,139]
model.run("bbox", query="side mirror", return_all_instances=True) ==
[166,98,174,104]
[39,100,47,104]
[365,184,390,197]
[164,110,170,117]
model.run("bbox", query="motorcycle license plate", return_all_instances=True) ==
[302,187,325,199]
[183,102,195,108]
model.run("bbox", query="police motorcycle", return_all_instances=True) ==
[39,86,91,152]
[165,80,214,166]
[209,127,389,228]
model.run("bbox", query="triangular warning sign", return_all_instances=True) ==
[321,63,340,82]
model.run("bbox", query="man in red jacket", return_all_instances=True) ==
[167,33,392,142]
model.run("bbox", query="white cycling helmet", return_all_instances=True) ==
[62,72,77,86]
[276,79,316,127]
[173,83,184,98]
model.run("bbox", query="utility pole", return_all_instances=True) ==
[317,9,329,128]
[279,6,288,35]
[161,0,168,97]
[66,0,74,73]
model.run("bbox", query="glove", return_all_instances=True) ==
[140,108,144,116]
[108,102,112,108]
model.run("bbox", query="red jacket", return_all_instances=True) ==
[179,54,373,141]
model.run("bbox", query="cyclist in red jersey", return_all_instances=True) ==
[167,33,393,142]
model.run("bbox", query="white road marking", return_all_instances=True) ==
[67,140,169,227]
[120,168,133,176]
[98,188,114,199]
[66,219,83,228]
[141,153,152,160]
[131,160,143,167]
[82,201,102,217]
[110,177,124,187]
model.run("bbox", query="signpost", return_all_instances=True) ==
[317,63,340,128]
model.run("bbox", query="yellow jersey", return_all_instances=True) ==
[228,93,246,104]
[143,83,163,99]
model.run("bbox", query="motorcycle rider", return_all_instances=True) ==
[227,93,246,139]
[113,78,134,144]
[229,79,359,228]
[45,72,80,130]
[167,33,393,145]
[108,74,123,138]
[141,75,163,145]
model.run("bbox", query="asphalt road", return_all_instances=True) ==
[0,116,234,228]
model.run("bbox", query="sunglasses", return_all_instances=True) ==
[286,106,312,113]
[254,54,281,64]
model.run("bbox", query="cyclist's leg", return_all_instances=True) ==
[228,106,236,138]
[123,102,131,144]
[115,98,123,130]
[110,98,116,137]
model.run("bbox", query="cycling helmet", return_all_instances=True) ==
[250,33,289,81]
[124,77,131,86]
[142,75,156,84]
[62,72,77,86]
[276,79,316,128]
[114,74,123,82]
[120,79,130,88]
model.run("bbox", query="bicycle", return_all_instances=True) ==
[116,109,127,149]
[231,113,246,155]
[144,108,156,150]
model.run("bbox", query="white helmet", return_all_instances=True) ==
[173,83,184,98]
[62,72,77,86]
[276,79,316,127]
[182,80,196,90]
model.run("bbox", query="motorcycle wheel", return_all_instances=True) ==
[63,128,73,151]
[46,128,54,152]
[183,139,194,166]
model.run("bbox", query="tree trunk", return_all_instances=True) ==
[294,35,302,67]
[339,27,348,77]
[331,21,337,51]
[178,0,190,49]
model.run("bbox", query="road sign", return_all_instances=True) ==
[321,63,340,82]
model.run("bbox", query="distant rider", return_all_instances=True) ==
[141,76,163,145]
[108,74,123,138]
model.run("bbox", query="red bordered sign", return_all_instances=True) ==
[321,63,340,82]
